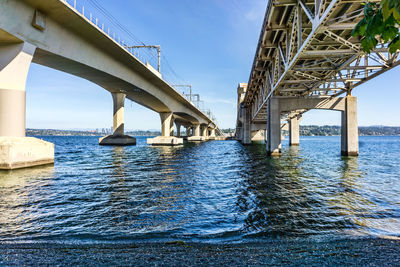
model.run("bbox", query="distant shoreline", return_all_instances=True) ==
[27,126,400,137]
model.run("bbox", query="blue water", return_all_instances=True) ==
[0,136,399,243]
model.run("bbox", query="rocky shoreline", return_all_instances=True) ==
[1,238,399,266]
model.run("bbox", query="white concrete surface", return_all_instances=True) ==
[341,96,359,156]
[267,97,281,156]
[147,136,183,146]
[289,116,301,146]
[0,137,54,169]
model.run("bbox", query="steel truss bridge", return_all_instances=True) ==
[237,0,399,155]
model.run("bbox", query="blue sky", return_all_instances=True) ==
[26,0,400,130]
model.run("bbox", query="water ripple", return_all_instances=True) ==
[0,136,399,242]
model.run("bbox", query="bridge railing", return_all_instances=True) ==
[62,0,160,72]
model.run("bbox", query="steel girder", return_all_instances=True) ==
[242,0,399,123]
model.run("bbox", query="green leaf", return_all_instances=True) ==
[389,36,400,53]
[365,12,384,36]
[382,0,391,20]
[382,26,398,42]
[361,36,378,53]
[352,18,367,36]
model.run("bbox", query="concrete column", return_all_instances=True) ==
[289,115,301,146]
[242,107,251,145]
[160,112,174,137]
[235,126,242,141]
[112,92,125,136]
[194,124,200,136]
[99,92,136,145]
[147,113,183,145]
[0,42,36,137]
[341,96,358,156]
[185,126,191,136]
[210,128,216,137]
[187,124,205,141]
[267,97,281,156]
[201,125,208,137]
[0,42,54,169]
[175,122,181,137]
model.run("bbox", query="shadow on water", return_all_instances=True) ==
[0,136,399,242]
[99,144,195,239]
[0,165,55,239]
[235,143,370,239]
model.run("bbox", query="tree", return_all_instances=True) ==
[352,0,400,53]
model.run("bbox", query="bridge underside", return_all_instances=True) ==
[236,0,399,156]
[0,0,222,169]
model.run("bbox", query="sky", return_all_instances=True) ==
[25,0,400,130]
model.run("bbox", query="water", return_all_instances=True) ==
[0,136,399,243]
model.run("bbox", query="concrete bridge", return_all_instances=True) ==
[0,0,221,169]
[236,0,399,156]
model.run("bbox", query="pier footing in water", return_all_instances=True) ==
[99,135,136,146]
[0,137,54,170]
[147,136,183,146]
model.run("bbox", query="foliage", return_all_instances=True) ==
[352,0,400,53]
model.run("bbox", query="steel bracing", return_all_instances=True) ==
[242,0,399,124]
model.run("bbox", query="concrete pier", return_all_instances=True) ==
[147,113,183,145]
[267,97,281,156]
[99,92,136,146]
[289,115,301,146]
[0,42,54,169]
[175,122,181,137]
[201,125,208,139]
[241,107,251,145]
[341,96,359,156]
[208,128,216,140]
[188,124,206,141]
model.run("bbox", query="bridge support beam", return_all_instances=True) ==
[267,97,281,156]
[341,96,359,156]
[99,92,136,146]
[0,42,54,169]
[209,128,216,140]
[289,115,301,146]
[201,125,208,139]
[175,122,181,137]
[241,107,251,145]
[147,113,183,145]
[187,124,205,142]
[185,126,191,137]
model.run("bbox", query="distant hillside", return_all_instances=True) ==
[26,126,400,137]
[27,128,161,136]
[298,125,400,136]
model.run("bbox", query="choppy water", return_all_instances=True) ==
[0,136,399,243]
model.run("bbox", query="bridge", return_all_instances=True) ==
[0,0,222,169]
[236,0,399,156]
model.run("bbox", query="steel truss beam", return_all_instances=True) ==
[240,0,400,124]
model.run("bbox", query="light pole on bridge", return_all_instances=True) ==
[125,45,161,72]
